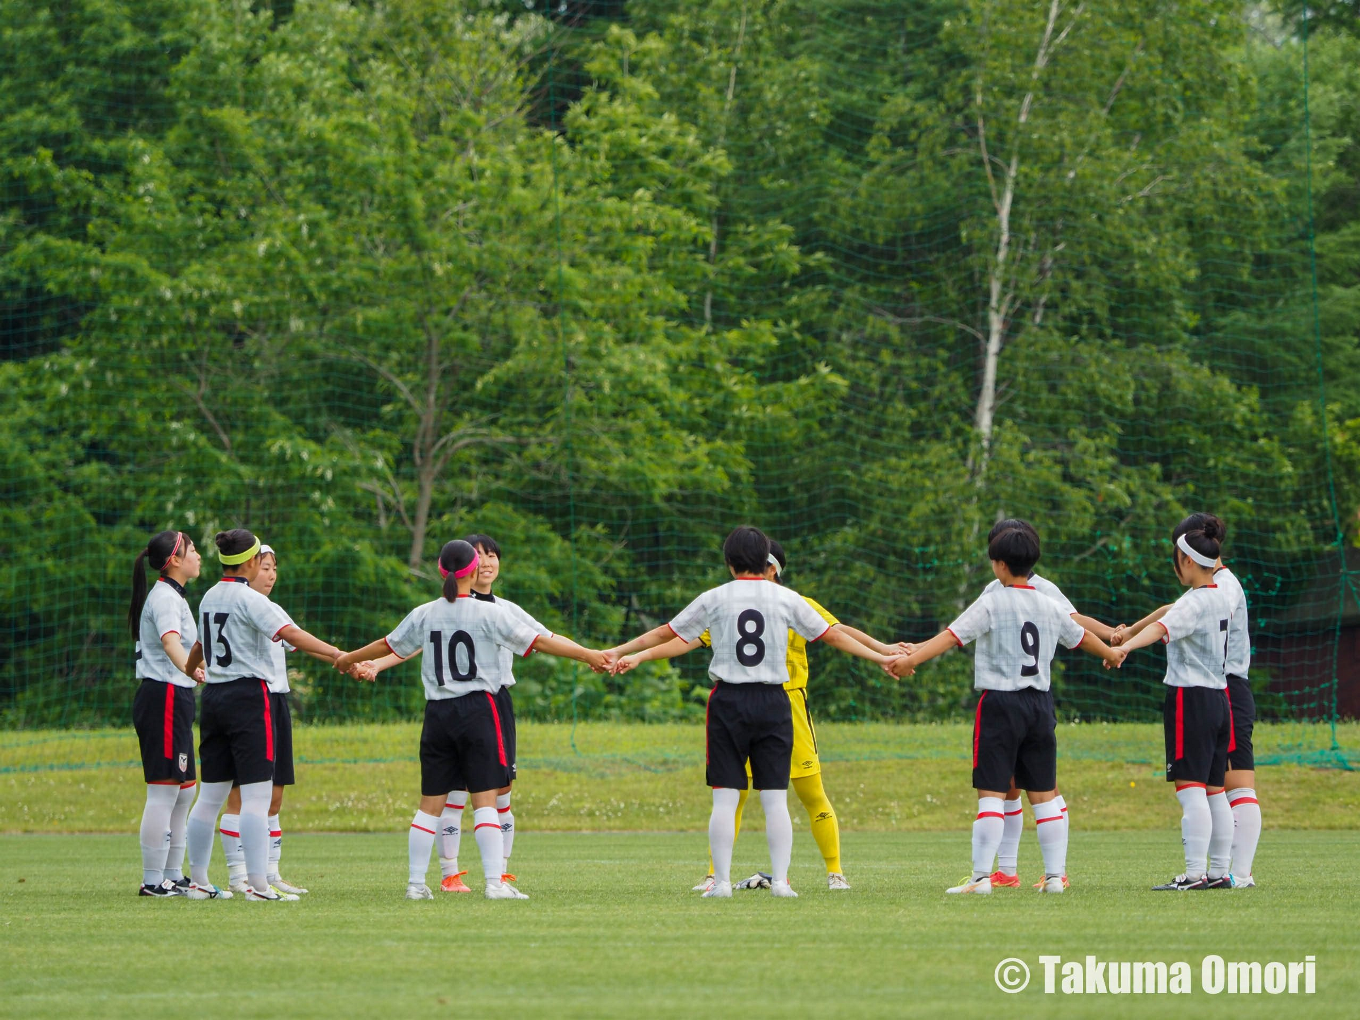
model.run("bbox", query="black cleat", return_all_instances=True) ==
[1205,875,1233,889]
[1152,873,1209,891]
[168,876,192,896]
[138,881,176,897]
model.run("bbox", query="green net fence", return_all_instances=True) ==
[2,0,1357,773]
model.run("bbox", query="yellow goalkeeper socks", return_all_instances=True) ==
[793,774,842,874]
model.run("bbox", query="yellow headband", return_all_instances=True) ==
[219,538,261,566]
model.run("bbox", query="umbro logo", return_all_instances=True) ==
[1166,763,1174,771]
[442,826,458,836]
[501,823,512,832]
[815,811,833,821]
[801,760,815,769]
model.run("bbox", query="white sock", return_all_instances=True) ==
[409,810,439,886]
[760,788,794,884]
[708,788,741,885]
[219,813,245,880]
[238,781,273,893]
[472,806,504,885]
[996,797,1023,876]
[1034,800,1065,877]
[1175,785,1211,879]
[438,795,465,879]
[267,814,282,876]
[1207,791,1233,880]
[164,783,195,881]
[187,780,232,886]
[972,796,1005,881]
[1228,788,1261,880]
[1055,794,1070,871]
[139,785,178,886]
[496,793,515,872]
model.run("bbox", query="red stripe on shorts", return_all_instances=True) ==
[972,691,987,768]
[1224,686,1237,753]
[485,692,507,767]
[163,683,175,758]
[1174,687,1184,761]
[261,681,274,762]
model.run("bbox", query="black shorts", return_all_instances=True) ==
[972,688,1057,792]
[420,693,512,796]
[705,681,792,790]
[1225,674,1256,772]
[270,692,295,786]
[199,679,276,786]
[133,680,196,784]
[1163,685,1231,787]
[495,685,517,782]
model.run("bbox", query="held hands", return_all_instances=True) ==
[884,654,915,678]
[610,654,643,676]
[349,660,378,682]
[1109,624,1128,647]
[192,666,206,685]
[1104,646,1129,670]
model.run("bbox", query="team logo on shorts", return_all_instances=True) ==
[178,753,189,772]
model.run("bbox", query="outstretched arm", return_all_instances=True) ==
[1073,613,1122,644]
[613,636,703,674]
[887,630,959,678]
[279,624,341,662]
[604,624,678,662]
[1118,619,1170,656]
[820,624,899,667]
[532,633,607,672]
[837,624,903,657]
[1116,605,1170,646]
[335,638,397,673]
[1075,629,1126,669]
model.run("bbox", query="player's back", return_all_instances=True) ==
[950,585,1086,692]
[387,596,537,700]
[672,580,831,686]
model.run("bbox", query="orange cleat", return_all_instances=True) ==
[1032,874,1070,889]
[988,871,1021,888]
[440,872,472,893]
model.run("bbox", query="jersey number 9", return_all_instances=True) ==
[1019,621,1040,677]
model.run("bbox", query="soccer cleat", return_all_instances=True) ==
[168,876,192,896]
[989,871,1021,888]
[1152,873,1209,891]
[245,885,299,901]
[184,882,233,900]
[827,872,851,891]
[405,883,434,900]
[1032,874,1070,889]
[268,874,308,896]
[1230,874,1255,888]
[138,881,177,897]
[1038,876,1065,894]
[228,879,250,895]
[701,880,733,899]
[946,876,992,895]
[484,881,529,900]
[736,871,772,890]
[440,872,472,893]
[770,879,798,898]
[692,874,716,893]
[1205,875,1233,890]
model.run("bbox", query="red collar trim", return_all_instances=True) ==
[220,576,249,584]
[733,576,766,581]
[1196,584,1219,590]
[455,593,471,598]
[1008,584,1037,590]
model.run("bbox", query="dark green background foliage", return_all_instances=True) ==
[1,1,1356,739]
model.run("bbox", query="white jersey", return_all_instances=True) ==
[136,577,198,688]
[1214,566,1251,679]
[265,608,296,694]
[1157,583,1232,690]
[386,595,539,700]
[470,590,553,689]
[669,579,832,685]
[983,572,1077,616]
[196,577,293,684]
[947,584,1087,692]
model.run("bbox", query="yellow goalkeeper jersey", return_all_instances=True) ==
[699,596,839,691]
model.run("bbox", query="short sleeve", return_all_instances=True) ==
[1159,595,1201,643]
[787,591,833,641]
[803,597,839,628]
[1035,576,1078,616]
[506,601,553,641]
[386,606,426,659]
[1058,611,1086,650]
[246,593,291,641]
[669,591,713,643]
[946,594,992,647]
[277,609,297,652]
[492,605,540,656]
[150,596,182,641]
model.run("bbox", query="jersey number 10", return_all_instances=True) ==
[429,630,476,685]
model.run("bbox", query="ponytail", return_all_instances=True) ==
[129,529,183,638]
[438,540,479,602]
[1172,512,1226,567]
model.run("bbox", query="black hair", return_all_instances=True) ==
[440,540,478,601]
[1174,515,1224,568]
[988,527,1041,577]
[768,539,787,583]
[1172,512,1226,546]
[214,528,258,570]
[723,526,771,576]
[462,533,502,558]
[987,517,1038,544]
[129,530,187,638]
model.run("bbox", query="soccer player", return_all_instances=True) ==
[887,526,1125,894]
[334,539,606,900]
[129,529,204,897]
[182,529,347,902]
[1115,517,1236,890]
[1118,513,1257,888]
[614,539,898,892]
[217,544,312,896]
[979,518,1125,890]
[606,526,903,899]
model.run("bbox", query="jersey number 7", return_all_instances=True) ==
[201,612,233,667]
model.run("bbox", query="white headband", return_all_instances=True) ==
[259,543,276,557]
[767,552,781,577]
[1176,534,1217,569]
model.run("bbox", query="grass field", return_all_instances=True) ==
[2,831,1357,1019]
[3,722,1357,1017]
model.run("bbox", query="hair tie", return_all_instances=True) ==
[439,550,480,580]
[1176,533,1217,568]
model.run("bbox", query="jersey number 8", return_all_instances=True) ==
[430,630,476,686]
[736,609,766,667]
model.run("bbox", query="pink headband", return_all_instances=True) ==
[438,550,480,580]
[159,531,183,572]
